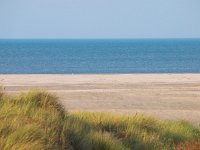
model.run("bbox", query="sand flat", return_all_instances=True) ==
[0,74,200,124]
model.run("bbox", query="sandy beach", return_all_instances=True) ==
[0,74,200,124]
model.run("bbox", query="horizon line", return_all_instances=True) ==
[0,37,200,40]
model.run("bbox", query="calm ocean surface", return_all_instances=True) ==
[0,39,200,74]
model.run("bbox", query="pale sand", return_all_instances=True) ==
[0,74,200,124]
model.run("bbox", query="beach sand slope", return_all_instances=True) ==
[1,74,200,124]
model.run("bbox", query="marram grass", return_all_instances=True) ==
[0,90,199,150]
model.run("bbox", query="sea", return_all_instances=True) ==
[0,39,200,74]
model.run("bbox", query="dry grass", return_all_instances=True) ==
[0,90,199,150]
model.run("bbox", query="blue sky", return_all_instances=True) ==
[0,0,200,39]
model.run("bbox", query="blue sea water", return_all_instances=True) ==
[0,39,200,74]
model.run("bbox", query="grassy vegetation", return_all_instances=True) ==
[0,90,199,150]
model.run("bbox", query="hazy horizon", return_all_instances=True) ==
[1,38,200,40]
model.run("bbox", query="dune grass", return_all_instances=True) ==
[0,90,199,150]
